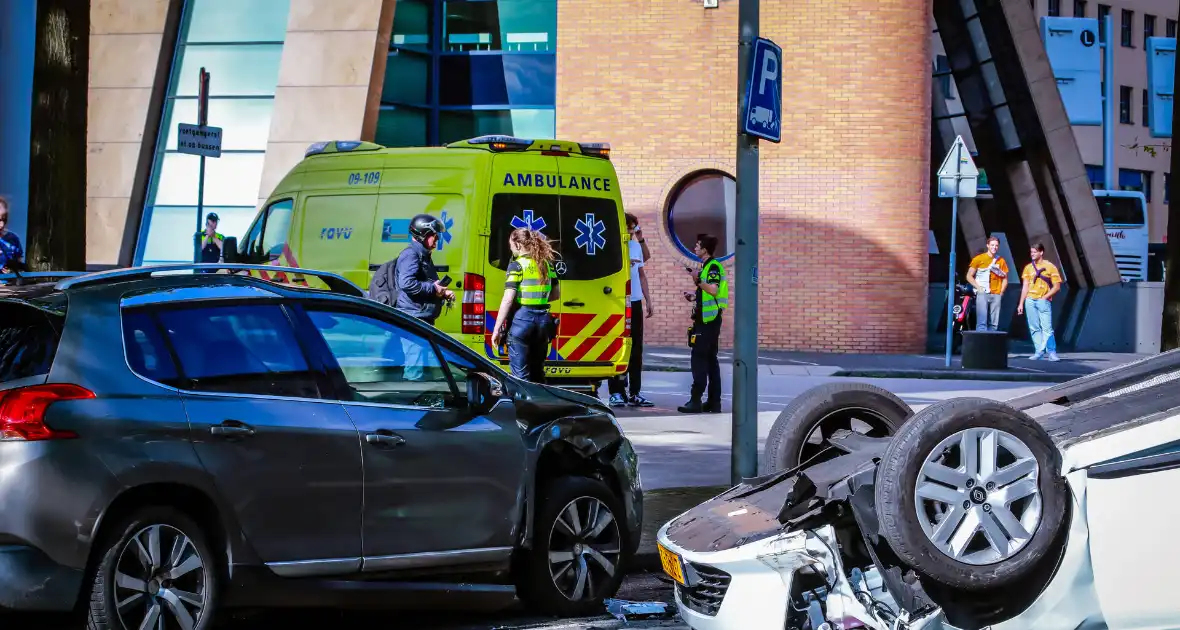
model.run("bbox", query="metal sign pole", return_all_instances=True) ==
[732,0,760,484]
[194,68,210,264]
[945,168,960,368]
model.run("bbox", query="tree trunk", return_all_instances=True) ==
[24,0,89,272]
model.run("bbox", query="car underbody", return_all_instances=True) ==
[658,350,1180,630]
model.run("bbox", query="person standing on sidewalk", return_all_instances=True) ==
[490,228,560,384]
[679,234,727,414]
[196,212,224,273]
[609,213,654,408]
[1017,242,1062,361]
[395,214,454,380]
[0,196,24,274]
[966,235,1009,331]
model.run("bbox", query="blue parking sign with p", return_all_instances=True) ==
[742,37,783,143]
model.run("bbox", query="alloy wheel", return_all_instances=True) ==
[547,496,622,601]
[113,524,208,630]
[914,428,1042,565]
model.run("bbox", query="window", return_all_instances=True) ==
[1143,89,1150,127]
[666,171,737,262]
[487,193,624,281]
[0,304,62,383]
[1048,0,1060,16]
[1086,164,1106,189]
[238,198,293,263]
[1120,85,1133,124]
[1073,0,1086,16]
[1145,14,1156,46]
[1169,19,1177,38]
[135,0,292,265]
[378,0,557,147]
[1121,9,1134,47]
[933,55,955,99]
[1098,4,1110,41]
[122,310,180,386]
[1120,169,1153,202]
[156,305,320,398]
[306,310,457,408]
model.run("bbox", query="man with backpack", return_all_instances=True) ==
[368,214,454,380]
[1016,242,1062,362]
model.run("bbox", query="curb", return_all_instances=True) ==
[832,368,1075,383]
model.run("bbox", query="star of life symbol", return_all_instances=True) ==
[511,209,547,232]
[575,213,606,255]
[436,211,455,250]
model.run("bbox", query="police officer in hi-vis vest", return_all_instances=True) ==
[196,212,224,273]
[679,233,728,414]
[490,228,561,384]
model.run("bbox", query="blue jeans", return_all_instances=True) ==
[1025,298,1056,355]
[508,308,554,383]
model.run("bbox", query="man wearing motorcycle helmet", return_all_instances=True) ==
[394,213,454,324]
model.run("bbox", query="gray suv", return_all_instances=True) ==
[0,265,642,630]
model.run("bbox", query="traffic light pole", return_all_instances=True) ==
[732,0,760,485]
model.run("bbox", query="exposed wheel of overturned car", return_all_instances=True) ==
[874,398,1068,591]
[760,382,912,474]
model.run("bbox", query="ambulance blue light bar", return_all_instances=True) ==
[464,135,533,151]
[305,140,385,157]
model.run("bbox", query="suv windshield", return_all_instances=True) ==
[489,193,622,281]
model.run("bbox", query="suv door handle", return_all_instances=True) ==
[563,300,585,307]
[210,421,255,438]
[365,432,406,449]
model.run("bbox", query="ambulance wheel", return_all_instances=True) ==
[760,382,911,474]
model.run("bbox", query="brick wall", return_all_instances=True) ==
[556,0,933,353]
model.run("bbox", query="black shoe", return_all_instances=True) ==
[678,400,704,414]
[703,401,721,413]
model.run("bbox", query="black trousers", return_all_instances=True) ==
[508,308,553,384]
[609,299,644,397]
[690,316,722,404]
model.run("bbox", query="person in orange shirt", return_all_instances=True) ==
[1017,242,1062,361]
[966,236,1010,331]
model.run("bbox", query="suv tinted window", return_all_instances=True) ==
[489,193,622,281]
[307,309,457,408]
[0,303,62,383]
[122,310,180,386]
[156,305,320,398]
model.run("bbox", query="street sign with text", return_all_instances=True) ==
[178,123,223,158]
[937,135,978,198]
[742,37,782,143]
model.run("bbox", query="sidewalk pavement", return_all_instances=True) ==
[641,345,1149,383]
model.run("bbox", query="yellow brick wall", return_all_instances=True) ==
[557,0,933,352]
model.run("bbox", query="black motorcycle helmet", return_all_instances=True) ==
[409,214,445,242]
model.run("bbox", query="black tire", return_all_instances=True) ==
[517,476,629,617]
[87,507,219,630]
[874,398,1068,591]
[760,382,912,474]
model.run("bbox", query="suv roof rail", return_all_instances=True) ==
[0,271,88,281]
[54,264,365,297]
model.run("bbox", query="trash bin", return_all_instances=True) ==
[960,331,1008,370]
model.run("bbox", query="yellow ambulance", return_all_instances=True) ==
[226,136,632,388]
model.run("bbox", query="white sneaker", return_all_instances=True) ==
[1046,352,1060,362]
[1029,352,1043,360]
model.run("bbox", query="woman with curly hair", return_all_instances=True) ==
[490,228,561,383]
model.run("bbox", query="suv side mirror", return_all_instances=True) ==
[467,372,502,415]
[222,237,239,263]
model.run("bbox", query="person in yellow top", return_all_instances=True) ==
[966,236,1010,331]
[1017,242,1062,361]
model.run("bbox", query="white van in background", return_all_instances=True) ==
[1094,189,1149,281]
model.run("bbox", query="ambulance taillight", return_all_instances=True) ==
[462,273,486,334]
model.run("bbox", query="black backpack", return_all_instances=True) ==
[368,259,400,306]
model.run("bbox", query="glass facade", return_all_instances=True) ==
[378,0,557,147]
[135,0,291,265]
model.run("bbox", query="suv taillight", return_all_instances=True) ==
[624,279,632,337]
[462,273,486,334]
[0,384,93,441]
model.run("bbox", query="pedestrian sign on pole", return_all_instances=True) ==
[184,67,222,264]
[936,135,979,198]
[177,124,223,158]
[741,37,782,143]
[937,135,977,368]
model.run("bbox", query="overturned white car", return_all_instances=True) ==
[656,353,1180,630]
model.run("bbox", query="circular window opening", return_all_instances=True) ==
[666,170,736,261]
